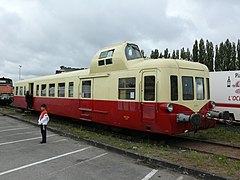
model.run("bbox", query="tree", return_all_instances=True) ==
[159,52,163,58]
[231,42,236,70]
[206,40,214,71]
[176,50,180,59]
[186,48,191,61]
[180,47,186,59]
[224,39,232,71]
[164,48,169,58]
[198,39,206,64]
[237,40,240,70]
[219,42,225,71]
[192,40,198,62]
[215,45,220,71]
[140,50,146,58]
[150,49,159,59]
[172,50,176,59]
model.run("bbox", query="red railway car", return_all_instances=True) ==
[0,77,14,105]
[14,42,228,134]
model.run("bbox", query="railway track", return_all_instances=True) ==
[170,135,240,160]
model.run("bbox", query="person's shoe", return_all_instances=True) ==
[40,141,46,144]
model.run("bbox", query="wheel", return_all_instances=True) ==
[226,115,234,125]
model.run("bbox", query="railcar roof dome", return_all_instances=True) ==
[90,42,143,74]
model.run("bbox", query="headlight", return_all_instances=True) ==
[211,101,216,108]
[167,103,174,112]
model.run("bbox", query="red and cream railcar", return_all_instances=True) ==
[14,42,228,134]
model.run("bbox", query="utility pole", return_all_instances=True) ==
[19,65,22,80]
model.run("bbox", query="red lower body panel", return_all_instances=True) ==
[13,96,215,135]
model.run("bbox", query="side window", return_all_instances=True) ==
[144,76,155,101]
[68,82,74,97]
[36,85,39,96]
[196,77,205,100]
[118,77,136,100]
[15,86,19,95]
[99,49,114,59]
[19,86,23,96]
[82,80,91,98]
[24,86,26,95]
[41,84,47,96]
[98,49,114,66]
[58,83,65,97]
[170,76,178,101]
[49,84,55,97]
[182,76,194,100]
[98,60,105,66]
[206,78,210,100]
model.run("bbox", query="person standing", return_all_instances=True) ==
[38,104,49,144]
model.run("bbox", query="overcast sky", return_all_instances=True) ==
[0,0,239,82]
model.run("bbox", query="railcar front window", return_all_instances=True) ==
[196,77,205,100]
[58,83,65,97]
[144,76,155,101]
[82,80,91,98]
[0,80,6,86]
[206,78,210,99]
[118,77,136,100]
[125,44,142,60]
[49,84,55,97]
[170,76,178,101]
[68,82,74,97]
[182,76,194,100]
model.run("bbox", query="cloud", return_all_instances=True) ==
[0,0,239,82]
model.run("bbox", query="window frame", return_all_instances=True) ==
[125,44,142,61]
[36,85,39,96]
[81,80,92,99]
[15,86,19,96]
[182,76,194,100]
[41,84,47,97]
[195,77,205,100]
[19,86,23,96]
[58,83,65,97]
[206,78,210,100]
[68,82,74,97]
[143,76,156,101]
[170,75,178,101]
[118,77,136,100]
[49,83,55,97]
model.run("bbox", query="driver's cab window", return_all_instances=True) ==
[125,44,142,60]
[144,76,155,101]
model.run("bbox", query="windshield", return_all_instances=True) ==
[0,78,12,86]
[125,44,142,60]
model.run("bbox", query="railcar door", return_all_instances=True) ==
[141,71,157,127]
[79,78,93,121]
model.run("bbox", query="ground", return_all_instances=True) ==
[0,115,196,180]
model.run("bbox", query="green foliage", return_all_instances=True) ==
[149,38,240,72]
[150,49,159,59]
[192,40,198,62]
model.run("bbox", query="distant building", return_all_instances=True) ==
[56,66,87,74]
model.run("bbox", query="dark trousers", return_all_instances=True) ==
[40,124,47,143]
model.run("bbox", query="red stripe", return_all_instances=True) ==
[216,103,240,108]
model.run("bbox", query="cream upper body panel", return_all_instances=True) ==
[14,42,210,112]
